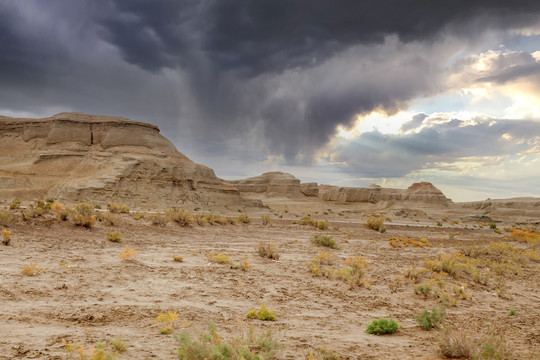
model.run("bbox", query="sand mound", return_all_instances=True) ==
[0,112,248,207]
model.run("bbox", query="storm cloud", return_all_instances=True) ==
[1,1,540,197]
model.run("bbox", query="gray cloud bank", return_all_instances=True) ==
[1,1,540,180]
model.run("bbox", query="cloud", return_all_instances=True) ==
[326,116,540,178]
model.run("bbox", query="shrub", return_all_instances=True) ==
[173,255,184,262]
[208,253,233,265]
[317,221,328,230]
[438,326,512,359]
[240,256,252,271]
[237,213,251,224]
[414,282,432,298]
[118,246,137,261]
[489,222,497,230]
[366,216,385,232]
[247,303,277,321]
[70,213,96,228]
[22,262,46,276]
[110,336,127,353]
[149,213,168,226]
[509,308,516,316]
[306,348,341,360]
[310,233,338,249]
[157,311,179,334]
[168,209,194,226]
[75,203,93,217]
[389,237,432,248]
[133,212,145,220]
[63,340,117,360]
[176,324,280,360]
[415,306,446,330]
[9,200,20,210]
[261,214,272,226]
[106,231,122,243]
[365,319,399,335]
[2,229,11,246]
[256,241,280,260]
[0,210,14,227]
[107,202,130,213]
[301,216,317,226]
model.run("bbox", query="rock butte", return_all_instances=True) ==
[1,112,539,218]
[0,112,247,207]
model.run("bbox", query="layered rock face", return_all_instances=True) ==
[226,172,318,198]
[0,112,244,207]
[319,182,451,205]
[459,198,540,218]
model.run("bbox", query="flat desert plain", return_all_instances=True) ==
[1,206,539,359]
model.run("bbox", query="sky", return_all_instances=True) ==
[1,1,540,202]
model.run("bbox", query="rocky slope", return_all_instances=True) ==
[0,112,245,207]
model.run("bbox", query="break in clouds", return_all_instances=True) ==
[1,0,540,198]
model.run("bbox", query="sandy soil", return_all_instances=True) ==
[0,207,539,359]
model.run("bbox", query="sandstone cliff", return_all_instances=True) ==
[0,112,245,207]
[319,182,451,205]
[458,197,540,218]
[226,172,301,197]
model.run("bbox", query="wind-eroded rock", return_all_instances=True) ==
[0,112,246,207]
[226,172,307,197]
[319,182,451,205]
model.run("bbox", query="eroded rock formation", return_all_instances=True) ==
[319,182,451,205]
[0,112,246,207]
[226,172,310,197]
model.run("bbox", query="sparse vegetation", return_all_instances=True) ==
[366,215,386,233]
[310,233,338,249]
[438,326,512,359]
[389,237,432,248]
[118,245,137,261]
[365,318,399,335]
[261,214,272,225]
[415,306,446,330]
[2,228,11,245]
[173,254,184,262]
[256,241,280,260]
[107,202,130,213]
[207,252,233,265]
[106,231,122,243]
[237,213,251,224]
[157,311,179,334]
[168,209,195,226]
[247,302,277,321]
[176,324,280,360]
[22,262,46,276]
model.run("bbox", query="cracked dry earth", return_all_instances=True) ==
[0,211,539,359]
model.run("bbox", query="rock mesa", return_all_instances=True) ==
[0,112,245,207]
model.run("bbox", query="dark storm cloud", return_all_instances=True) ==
[97,0,540,75]
[1,1,540,168]
[330,119,540,178]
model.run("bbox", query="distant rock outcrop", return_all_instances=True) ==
[0,112,247,207]
[227,172,318,198]
[459,198,540,218]
[319,182,451,205]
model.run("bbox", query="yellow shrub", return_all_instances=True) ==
[118,246,137,261]
[22,262,45,276]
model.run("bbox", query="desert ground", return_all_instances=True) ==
[0,202,539,360]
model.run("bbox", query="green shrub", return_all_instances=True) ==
[317,221,328,230]
[310,233,338,249]
[365,319,399,335]
[415,306,446,330]
[246,303,277,321]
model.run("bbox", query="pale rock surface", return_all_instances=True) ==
[0,112,248,207]
[226,171,310,198]
[319,182,451,205]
